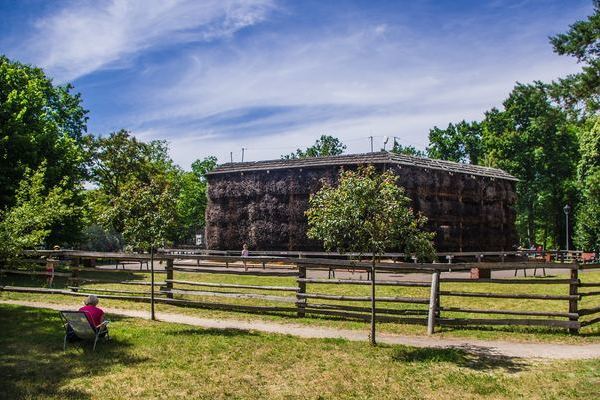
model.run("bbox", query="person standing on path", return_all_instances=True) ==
[241,243,249,271]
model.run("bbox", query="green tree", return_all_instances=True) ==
[305,166,435,259]
[0,56,89,244]
[0,163,77,262]
[175,156,217,242]
[89,130,179,237]
[549,1,600,116]
[389,140,426,157]
[426,120,483,164]
[483,83,579,247]
[101,172,178,252]
[305,166,435,344]
[89,130,173,198]
[282,135,346,159]
[574,117,600,251]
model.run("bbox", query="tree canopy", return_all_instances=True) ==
[0,163,77,261]
[305,166,435,260]
[549,0,600,116]
[0,56,89,207]
[282,135,346,159]
[426,120,483,164]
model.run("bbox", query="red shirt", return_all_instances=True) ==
[79,305,104,327]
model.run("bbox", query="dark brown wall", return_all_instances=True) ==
[205,164,517,252]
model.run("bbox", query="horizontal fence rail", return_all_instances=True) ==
[1,250,599,336]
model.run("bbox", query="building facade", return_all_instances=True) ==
[205,152,518,252]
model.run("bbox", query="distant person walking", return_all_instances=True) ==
[242,243,249,271]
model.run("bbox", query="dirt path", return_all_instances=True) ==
[2,299,599,360]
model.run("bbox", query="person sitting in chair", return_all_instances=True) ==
[80,295,106,335]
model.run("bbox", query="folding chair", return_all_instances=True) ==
[60,311,110,351]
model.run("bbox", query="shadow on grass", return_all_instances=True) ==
[391,344,528,373]
[166,327,259,337]
[0,305,146,400]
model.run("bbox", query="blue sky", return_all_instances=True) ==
[0,0,593,168]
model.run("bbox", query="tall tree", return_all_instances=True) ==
[426,120,483,164]
[282,135,346,159]
[0,56,89,207]
[574,117,600,251]
[0,56,89,244]
[88,130,178,235]
[483,83,579,247]
[549,1,600,117]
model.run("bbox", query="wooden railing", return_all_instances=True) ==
[1,250,599,336]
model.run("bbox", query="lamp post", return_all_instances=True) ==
[563,204,571,252]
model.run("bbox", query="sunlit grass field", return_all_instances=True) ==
[1,303,599,400]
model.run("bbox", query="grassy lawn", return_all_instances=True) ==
[1,266,599,344]
[1,303,599,400]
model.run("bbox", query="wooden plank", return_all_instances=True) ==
[302,307,428,324]
[580,317,600,327]
[69,278,165,285]
[67,287,152,296]
[297,278,431,287]
[0,269,72,277]
[578,282,600,287]
[578,264,600,270]
[166,279,298,292]
[578,306,600,316]
[440,278,575,285]
[438,317,580,329]
[172,266,298,277]
[427,271,440,335]
[439,306,577,318]
[569,269,579,334]
[301,302,428,316]
[296,293,429,304]
[579,291,600,296]
[439,291,578,300]
[162,288,296,303]
[0,285,298,313]
[297,266,306,317]
[73,268,167,274]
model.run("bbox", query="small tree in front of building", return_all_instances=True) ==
[305,166,435,344]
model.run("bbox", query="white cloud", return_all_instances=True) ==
[12,0,587,170]
[125,17,583,169]
[23,0,275,82]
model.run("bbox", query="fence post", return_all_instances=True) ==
[427,270,440,335]
[296,265,306,317]
[70,257,79,291]
[166,258,174,299]
[569,266,579,334]
[370,259,376,345]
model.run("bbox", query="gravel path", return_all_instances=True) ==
[2,299,599,360]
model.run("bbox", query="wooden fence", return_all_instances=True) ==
[1,250,599,337]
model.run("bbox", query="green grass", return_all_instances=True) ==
[1,303,599,400]
[1,266,599,344]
